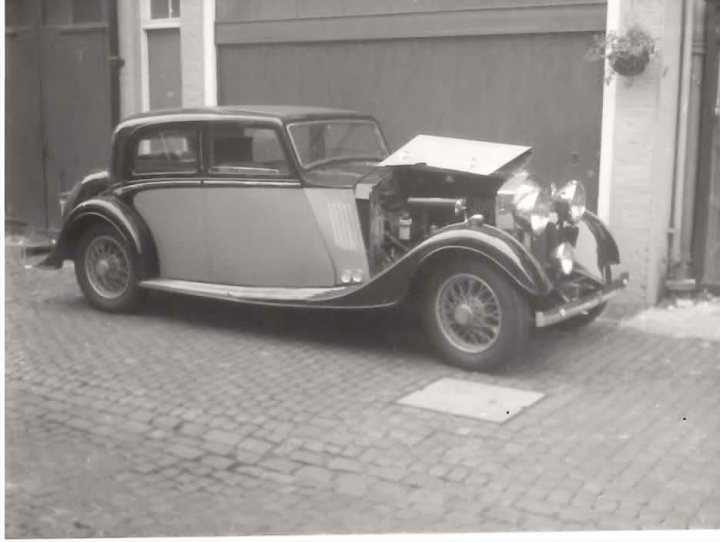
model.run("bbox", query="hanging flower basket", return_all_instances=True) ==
[586,24,658,80]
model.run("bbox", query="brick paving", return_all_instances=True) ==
[5,254,720,537]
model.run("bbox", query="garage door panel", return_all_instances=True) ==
[218,33,603,210]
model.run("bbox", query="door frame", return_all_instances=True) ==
[139,0,181,112]
[692,0,720,290]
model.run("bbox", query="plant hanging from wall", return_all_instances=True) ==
[586,24,658,82]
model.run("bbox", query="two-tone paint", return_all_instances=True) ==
[40,105,621,314]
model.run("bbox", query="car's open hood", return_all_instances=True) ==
[378,135,532,177]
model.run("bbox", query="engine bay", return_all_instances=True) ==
[358,168,504,274]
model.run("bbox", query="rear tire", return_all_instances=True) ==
[419,259,531,372]
[75,224,142,312]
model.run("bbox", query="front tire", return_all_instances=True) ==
[75,224,142,312]
[420,259,531,372]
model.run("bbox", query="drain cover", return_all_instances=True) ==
[398,378,544,423]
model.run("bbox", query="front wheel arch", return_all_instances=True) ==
[407,247,538,310]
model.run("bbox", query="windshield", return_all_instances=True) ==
[287,119,388,170]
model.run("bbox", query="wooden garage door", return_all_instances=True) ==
[215,1,606,211]
[5,0,46,229]
[5,0,114,230]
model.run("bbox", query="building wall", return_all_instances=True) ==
[5,0,114,230]
[117,0,213,118]
[215,0,607,210]
[118,1,142,118]
[117,1,608,201]
[215,0,605,25]
[600,0,685,305]
[116,0,700,307]
[180,0,215,107]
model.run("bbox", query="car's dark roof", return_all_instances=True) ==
[119,105,374,129]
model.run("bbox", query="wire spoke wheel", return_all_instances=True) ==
[435,273,502,354]
[84,235,131,300]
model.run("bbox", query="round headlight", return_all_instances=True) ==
[553,180,586,223]
[514,183,551,236]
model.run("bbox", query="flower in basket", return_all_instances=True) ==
[586,24,658,81]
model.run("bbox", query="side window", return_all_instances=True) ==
[131,127,199,176]
[208,124,290,177]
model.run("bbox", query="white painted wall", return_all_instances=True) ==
[117,0,216,118]
[117,1,143,118]
[180,0,216,107]
[598,0,684,305]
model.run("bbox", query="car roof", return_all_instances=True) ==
[118,105,375,129]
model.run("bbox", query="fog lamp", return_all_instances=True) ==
[552,242,575,275]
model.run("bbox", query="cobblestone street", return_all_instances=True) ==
[5,255,720,537]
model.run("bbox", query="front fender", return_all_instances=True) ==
[335,223,553,307]
[581,211,620,269]
[39,196,159,279]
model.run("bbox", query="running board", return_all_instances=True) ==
[138,278,357,306]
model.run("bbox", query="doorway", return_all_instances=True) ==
[5,0,118,230]
[694,0,720,291]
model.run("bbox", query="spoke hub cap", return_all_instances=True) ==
[95,259,110,277]
[453,304,474,326]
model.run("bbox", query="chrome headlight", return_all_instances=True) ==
[551,242,575,275]
[514,183,550,235]
[552,180,586,223]
[495,172,551,236]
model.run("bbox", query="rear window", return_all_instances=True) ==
[131,127,199,176]
[207,124,290,177]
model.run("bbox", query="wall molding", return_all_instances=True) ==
[596,0,619,224]
[204,0,217,107]
[216,2,607,45]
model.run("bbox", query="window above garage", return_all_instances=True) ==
[41,0,106,26]
[150,0,180,20]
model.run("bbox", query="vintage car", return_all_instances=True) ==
[40,105,627,371]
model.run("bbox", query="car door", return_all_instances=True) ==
[203,121,336,287]
[127,123,211,282]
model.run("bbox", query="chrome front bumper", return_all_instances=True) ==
[534,272,629,328]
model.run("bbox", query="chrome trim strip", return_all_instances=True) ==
[116,179,302,193]
[535,273,629,328]
[203,180,301,188]
[115,179,203,194]
[139,278,355,302]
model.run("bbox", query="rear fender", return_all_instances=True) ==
[46,196,159,279]
[336,224,553,307]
